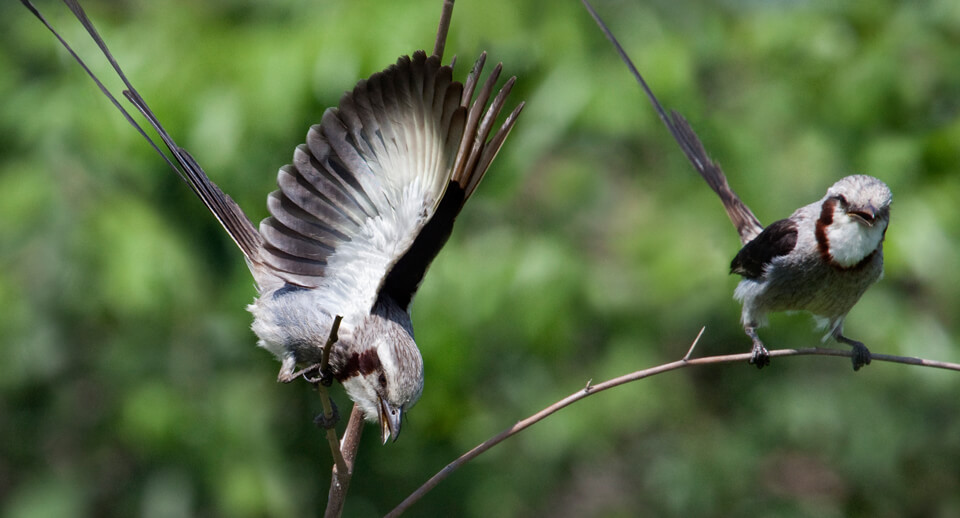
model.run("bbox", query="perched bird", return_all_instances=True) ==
[727,175,890,370]
[582,0,891,370]
[24,0,523,442]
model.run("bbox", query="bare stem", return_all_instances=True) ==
[321,315,343,372]
[324,405,365,518]
[386,340,960,516]
[433,0,455,60]
[683,326,706,361]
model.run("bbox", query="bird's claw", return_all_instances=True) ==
[302,365,334,386]
[835,334,872,372]
[849,342,872,371]
[749,342,770,369]
[314,399,340,430]
[744,326,770,369]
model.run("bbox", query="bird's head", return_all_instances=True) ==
[338,312,424,444]
[818,175,892,267]
[826,175,893,227]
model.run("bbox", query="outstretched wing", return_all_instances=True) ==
[581,0,763,244]
[380,54,525,310]
[260,51,516,317]
[27,0,523,320]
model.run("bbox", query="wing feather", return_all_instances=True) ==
[266,191,347,246]
[304,126,381,217]
[260,51,467,317]
[730,219,799,279]
[275,165,363,234]
[380,54,525,310]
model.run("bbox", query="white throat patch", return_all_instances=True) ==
[825,211,885,267]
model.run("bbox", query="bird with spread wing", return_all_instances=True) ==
[24,0,524,443]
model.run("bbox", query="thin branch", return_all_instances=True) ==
[433,0,455,60]
[321,316,342,373]
[324,404,365,518]
[683,326,706,361]
[386,340,960,516]
[317,316,347,474]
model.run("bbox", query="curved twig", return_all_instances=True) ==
[386,337,960,516]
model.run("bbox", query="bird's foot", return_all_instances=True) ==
[836,335,872,371]
[314,399,340,430]
[280,363,333,386]
[276,355,299,383]
[302,365,334,387]
[744,326,770,369]
[749,341,770,369]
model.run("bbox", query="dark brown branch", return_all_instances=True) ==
[317,316,347,474]
[386,341,960,516]
[433,0,455,60]
[324,404,365,518]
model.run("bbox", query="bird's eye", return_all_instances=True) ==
[836,194,848,207]
[378,373,387,387]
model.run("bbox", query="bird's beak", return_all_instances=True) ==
[379,397,402,444]
[849,204,878,226]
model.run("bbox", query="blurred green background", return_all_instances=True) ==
[2,0,959,516]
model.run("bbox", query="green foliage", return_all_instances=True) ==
[1,0,959,516]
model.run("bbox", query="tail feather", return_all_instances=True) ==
[580,0,763,244]
[23,0,263,263]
